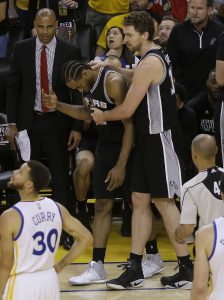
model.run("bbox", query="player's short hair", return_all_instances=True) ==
[27,160,51,193]
[123,11,155,41]
[62,60,91,83]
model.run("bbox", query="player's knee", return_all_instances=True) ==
[132,193,150,210]
[94,199,113,216]
[76,156,94,176]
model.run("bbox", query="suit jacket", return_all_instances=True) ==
[7,37,81,131]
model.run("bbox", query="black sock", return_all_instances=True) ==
[177,255,193,269]
[130,252,143,263]
[145,239,159,255]
[93,248,106,263]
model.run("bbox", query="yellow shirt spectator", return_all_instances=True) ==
[97,13,129,50]
[88,0,129,14]
[15,0,29,10]
[16,0,41,10]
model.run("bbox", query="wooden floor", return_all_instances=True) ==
[56,219,193,300]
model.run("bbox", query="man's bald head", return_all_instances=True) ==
[34,8,58,45]
[35,8,56,22]
[192,134,217,161]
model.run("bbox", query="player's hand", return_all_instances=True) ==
[91,108,105,125]
[88,59,108,70]
[105,165,125,191]
[68,130,81,150]
[65,0,78,8]
[105,49,120,57]
[41,88,58,109]
[5,124,18,150]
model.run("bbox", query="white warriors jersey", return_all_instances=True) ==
[10,197,62,275]
[208,217,224,300]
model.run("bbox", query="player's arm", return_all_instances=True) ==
[216,60,224,87]
[42,89,92,121]
[104,74,134,191]
[175,224,195,243]
[190,226,211,300]
[90,60,135,83]
[0,209,20,297]
[54,204,93,273]
[175,188,197,243]
[91,56,163,124]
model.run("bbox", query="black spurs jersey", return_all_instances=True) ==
[87,67,125,144]
[134,48,177,135]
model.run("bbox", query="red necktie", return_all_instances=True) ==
[40,45,49,112]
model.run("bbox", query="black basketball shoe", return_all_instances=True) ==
[160,265,193,289]
[106,259,144,290]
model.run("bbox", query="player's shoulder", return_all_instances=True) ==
[0,206,21,230]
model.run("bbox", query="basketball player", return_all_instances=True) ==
[175,134,224,243]
[91,11,193,289]
[190,173,224,300]
[0,160,93,300]
[42,61,134,285]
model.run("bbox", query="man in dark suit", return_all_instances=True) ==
[6,8,81,247]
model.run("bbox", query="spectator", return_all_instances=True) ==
[151,0,188,22]
[15,0,36,38]
[175,134,224,243]
[40,0,80,27]
[0,160,92,300]
[95,0,157,56]
[156,15,176,52]
[0,0,9,57]
[190,173,224,300]
[213,0,224,25]
[85,0,129,27]
[6,8,82,248]
[167,0,224,98]
[95,26,139,69]
[187,69,219,136]
[175,82,197,181]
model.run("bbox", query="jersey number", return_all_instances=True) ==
[213,181,221,196]
[32,229,58,256]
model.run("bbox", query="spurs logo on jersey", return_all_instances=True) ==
[91,99,107,109]
[89,67,125,144]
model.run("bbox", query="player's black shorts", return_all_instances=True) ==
[76,135,97,154]
[130,129,182,198]
[92,142,124,199]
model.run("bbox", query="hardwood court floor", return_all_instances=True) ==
[56,219,193,300]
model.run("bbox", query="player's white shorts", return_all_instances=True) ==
[3,268,60,300]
